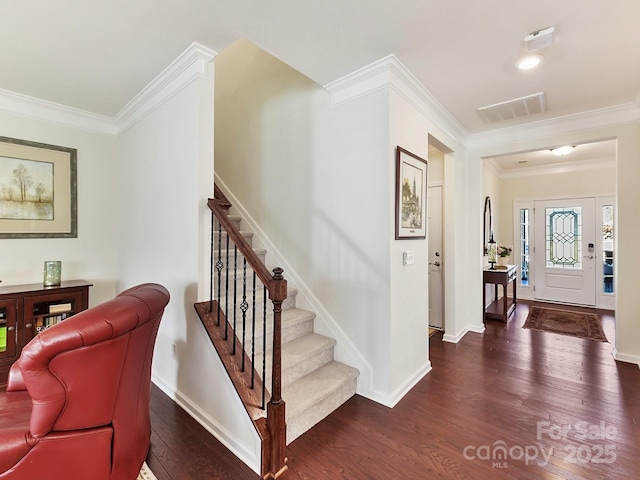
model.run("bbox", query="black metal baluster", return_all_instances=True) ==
[209,211,214,313]
[224,233,230,340]
[251,271,256,389]
[215,220,224,326]
[262,285,267,409]
[233,245,238,356]
[240,258,248,372]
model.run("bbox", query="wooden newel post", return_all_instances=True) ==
[267,267,288,478]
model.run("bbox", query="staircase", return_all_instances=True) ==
[219,211,359,443]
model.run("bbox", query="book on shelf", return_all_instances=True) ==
[35,313,71,333]
[49,303,72,314]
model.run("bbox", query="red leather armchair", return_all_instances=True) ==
[0,283,170,480]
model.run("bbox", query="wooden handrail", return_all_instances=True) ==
[204,194,288,479]
[214,184,232,210]
[208,198,273,289]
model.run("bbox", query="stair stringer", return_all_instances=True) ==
[214,175,377,401]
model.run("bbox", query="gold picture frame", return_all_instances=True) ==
[0,136,77,238]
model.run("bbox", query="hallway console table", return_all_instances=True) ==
[483,265,517,322]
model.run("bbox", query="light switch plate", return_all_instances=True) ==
[402,250,415,266]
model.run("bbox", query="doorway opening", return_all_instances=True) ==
[427,136,449,333]
[483,138,616,310]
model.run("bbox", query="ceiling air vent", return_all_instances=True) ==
[477,92,546,123]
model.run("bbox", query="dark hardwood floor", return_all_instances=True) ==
[148,301,640,479]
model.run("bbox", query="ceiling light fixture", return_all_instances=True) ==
[517,54,543,70]
[551,146,574,156]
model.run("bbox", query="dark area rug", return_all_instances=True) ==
[523,306,608,342]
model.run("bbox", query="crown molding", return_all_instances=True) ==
[0,88,117,135]
[495,157,616,180]
[467,102,640,152]
[483,157,501,178]
[325,58,639,152]
[324,55,468,143]
[0,42,216,137]
[114,42,217,135]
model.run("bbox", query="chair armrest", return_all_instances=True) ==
[6,361,26,392]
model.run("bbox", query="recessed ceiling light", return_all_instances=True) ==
[551,146,575,156]
[517,54,543,70]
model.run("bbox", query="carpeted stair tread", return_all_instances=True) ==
[281,333,336,367]
[247,308,315,358]
[261,308,315,337]
[213,229,254,237]
[213,246,267,257]
[283,360,359,442]
[258,333,336,388]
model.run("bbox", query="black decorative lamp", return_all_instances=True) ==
[487,234,497,270]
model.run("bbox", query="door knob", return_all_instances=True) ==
[7,326,15,331]
[429,261,441,267]
[584,255,594,259]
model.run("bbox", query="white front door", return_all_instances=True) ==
[533,198,596,305]
[428,186,444,329]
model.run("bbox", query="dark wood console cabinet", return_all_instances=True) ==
[0,280,92,389]
[483,265,517,322]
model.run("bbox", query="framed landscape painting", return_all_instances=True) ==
[395,146,428,240]
[0,136,77,238]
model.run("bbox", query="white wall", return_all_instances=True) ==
[427,149,444,185]
[215,40,479,406]
[116,60,263,473]
[0,111,119,304]
[214,39,393,400]
[389,90,468,398]
[497,165,615,250]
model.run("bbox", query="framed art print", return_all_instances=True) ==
[0,136,77,238]
[395,146,428,240]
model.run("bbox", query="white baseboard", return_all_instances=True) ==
[611,348,640,367]
[443,327,469,343]
[365,361,432,408]
[467,323,485,334]
[151,374,260,474]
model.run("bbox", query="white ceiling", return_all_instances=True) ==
[485,139,617,177]
[1,0,639,138]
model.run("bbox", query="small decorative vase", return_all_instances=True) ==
[497,256,508,267]
[43,261,62,286]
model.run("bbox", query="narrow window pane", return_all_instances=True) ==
[603,205,614,293]
[520,208,529,286]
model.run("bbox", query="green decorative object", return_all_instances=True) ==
[44,261,62,286]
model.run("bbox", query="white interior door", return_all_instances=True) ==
[428,186,443,328]
[533,198,596,305]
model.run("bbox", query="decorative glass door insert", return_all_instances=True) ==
[545,207,582,269]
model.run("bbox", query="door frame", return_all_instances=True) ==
[427,184,444,330]
[533,197,597,306]
[513,193,615,309]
